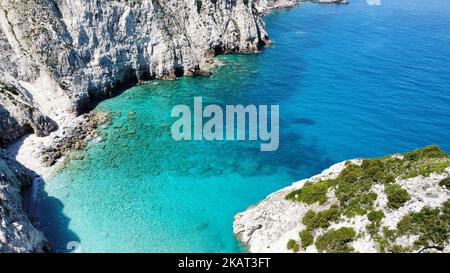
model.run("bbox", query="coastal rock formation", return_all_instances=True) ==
[254,0,300,13]
[254,0,348,13]
[234,146,450,253]
[0,84,58,147]
[0,149,47,252]
[0,0,271,147]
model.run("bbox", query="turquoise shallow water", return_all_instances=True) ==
[36,0,450,252]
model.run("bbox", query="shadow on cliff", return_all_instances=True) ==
[26,175,81,253]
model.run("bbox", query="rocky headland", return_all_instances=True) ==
[234,146,450,253]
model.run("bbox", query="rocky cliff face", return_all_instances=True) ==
[0,149,47,252]
[0,0,273,147]
[254,0,348,13]
[234,146,450,253]
[254,0,299,13]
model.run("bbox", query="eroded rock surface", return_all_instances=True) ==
[0,149,47,252]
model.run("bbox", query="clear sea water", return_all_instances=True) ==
[36,0,450,252]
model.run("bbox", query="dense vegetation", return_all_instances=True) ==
[299,230,314,249]
[315,227,356,253]
[385,184,411,209]
[397,201,450,249]
[287,239,300,253]
[284,146,450,253]
[302,206,341,230]
[440,177,450,189]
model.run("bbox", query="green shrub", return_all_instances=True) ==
[439,177,450,189]
[442,200,450,222]
[379,201,450,251]
[299,230,314,249]
[366,210,385,235]
[302,206,341,231]
[381,173,396,184]
[385,184,411,209]
[287,239,296,250]
[382,227,397,242]
[332,163,377,216]
[339,164,365,184]
[287,239,300,253]
[285,180,330,205]
[397,214,413,235]
[343,192,378,217]
[315,227,356,253]
[368,210,385,223]
[362,159,384,177]
[403,145,448,161]
[366,223,378,236]
[374,235,389,253]
[320,205,341,224]
[393,202,450,249]
[302,210,317,230]
[411,206,450,247]
[390,244,408,253]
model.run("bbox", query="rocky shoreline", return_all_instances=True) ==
[0,149,48,252]
[234,147,450,253]
[7,111,110,175]
[0,110,111,252]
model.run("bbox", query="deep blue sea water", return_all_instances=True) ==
[36,0,450,252]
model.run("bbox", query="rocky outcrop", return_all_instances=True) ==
[254,0,300,13]
[0,0,272,147]
[254,0,348,13]
[234,146,450,253]
[38,111,110,167]
[0,149,47,252]
[0,83,58,147]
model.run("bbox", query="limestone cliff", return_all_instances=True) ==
[234,146,450,253]
[0,0,272,147]
[254,0,348,13]
[0,149,47,252]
